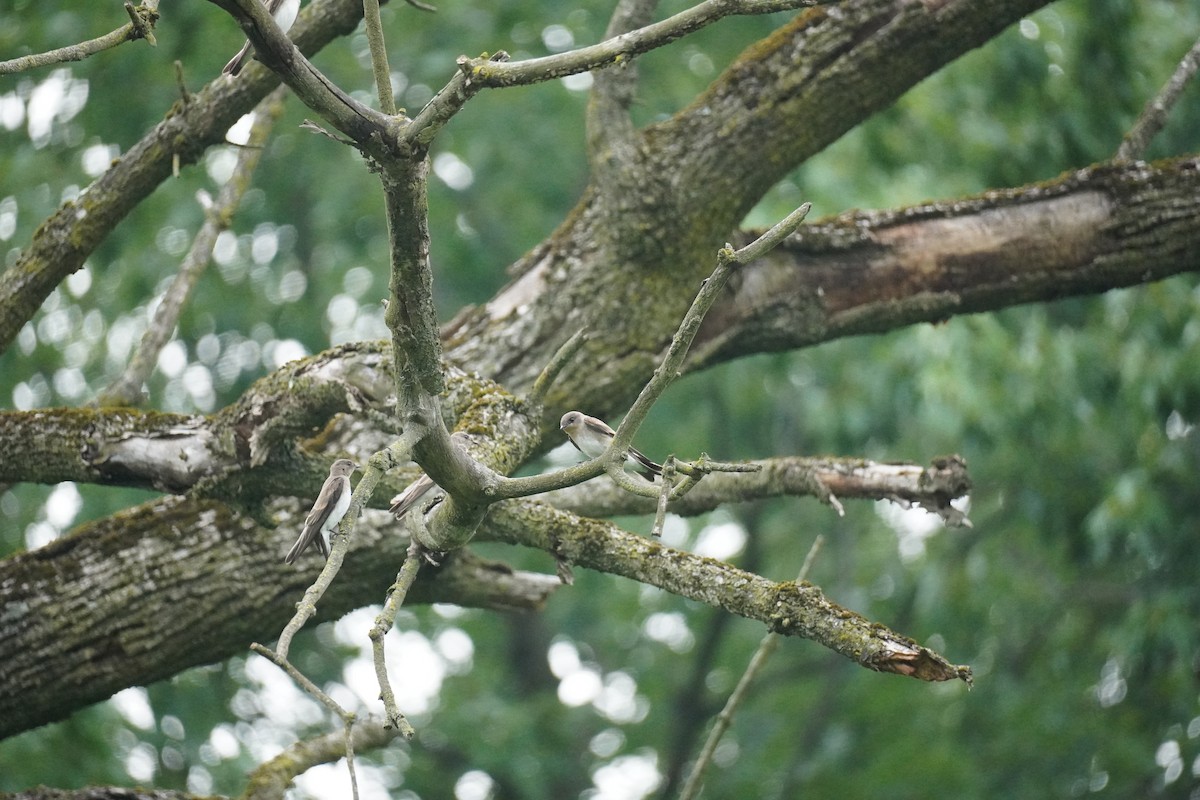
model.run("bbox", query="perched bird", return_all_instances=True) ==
[285,458,358,564]
[559,411,662,481]
[389,474,440,521]
[222,0,301,77]
[389,432,474,521]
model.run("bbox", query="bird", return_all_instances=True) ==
[388,432,474,521]
[285,458,358,563]
[559,411,662,481]
[389,474,440,521]
[222,0,301,77]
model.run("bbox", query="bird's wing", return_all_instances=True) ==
[389,474,440,519]
[303,478,345,530]
[285,478,346,563]
[627,445,663,479]
[222,41,253,76]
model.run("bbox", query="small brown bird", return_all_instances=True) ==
[559,411,662,481]
[285,458,357,563]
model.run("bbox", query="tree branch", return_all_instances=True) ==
[207,0,391,146]
[0,1,160,75]
[0,496,559,739]
[0,0,374,355]
[362,0,398,114]
[690,158,1200,369]
[1117,34,1200,161]
[485,501,972,684]
[542,455,970,523]
[456,0,826,89]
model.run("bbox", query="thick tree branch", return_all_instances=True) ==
[543,455,970,522]
[691,158,1200,368]
[485,501,971,684]
[0,496,559,740]
[443,0,1056,419]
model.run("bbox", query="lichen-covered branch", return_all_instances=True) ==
[0,0,373,355]
[541,455,971,522]
[691,158,1200,369]
[485,501,972,684]
[0,496,559,739]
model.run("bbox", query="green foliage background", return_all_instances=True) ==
[2,0,1199,797]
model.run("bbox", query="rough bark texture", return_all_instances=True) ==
[693,159,1200,365]
[2,0,1197,744]
[486,501,971,683]
[442,0,1055,415]
[0,496,559,740]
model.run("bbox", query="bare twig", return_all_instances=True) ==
[362,0,397,115]
[172,60,192,104]
[1117,35,1200,161]
[343,716,362,800]
[368,540,424,735]
[456,0,823,89]
[607,204,812,458]
[526,328,590,410]
[487,205,810,503]
[677,534,827,800]
[407,0,822,145]
[253,639,369,800]
[96,87,288,407]
[650,457,676,536]
[251,642,355,723]
[0,1,160,75]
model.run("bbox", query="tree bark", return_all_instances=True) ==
[3,0,1198,744]
[0,495,559,740]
